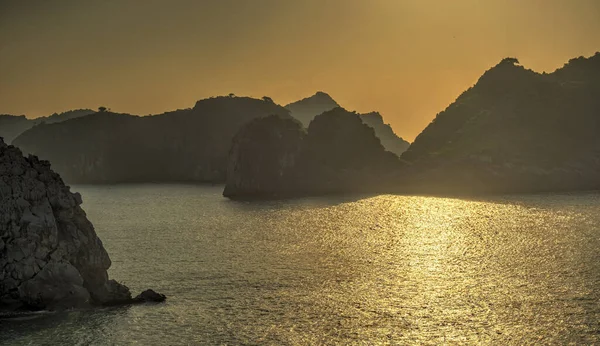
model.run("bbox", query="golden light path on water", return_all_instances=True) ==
[3,186,600,345]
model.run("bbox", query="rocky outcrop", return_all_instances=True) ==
[223,115,304,198]
[0,137,164,312]
[224,108,404,199]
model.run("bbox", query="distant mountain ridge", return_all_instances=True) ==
[284,91,340,126]
[284,92,410,156]
[0,109,94,143]
[13,96,291,183]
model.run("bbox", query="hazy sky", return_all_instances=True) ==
[1,0,599,140]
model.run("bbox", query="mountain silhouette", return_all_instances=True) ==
[13,96,291,183]
[400,52,600,194]
[285,92,410,156]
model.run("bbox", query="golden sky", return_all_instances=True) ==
[1,0,599,141]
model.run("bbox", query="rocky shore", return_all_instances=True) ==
[0,137,164,312]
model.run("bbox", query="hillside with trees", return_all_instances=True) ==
[400,52,600,194]
[13,96,291,183]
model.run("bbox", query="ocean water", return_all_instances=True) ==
[2,185,600,345]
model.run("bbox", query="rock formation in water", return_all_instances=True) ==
[400,52,600,194]
[224,108,403,199]
[0,110,94,144]
[285,92,410,156]
[13,96,291,184]
[0,137,164,312]
[223,115,304,198]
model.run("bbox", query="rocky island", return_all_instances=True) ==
[224,108,403,199]
[0,137,164,313]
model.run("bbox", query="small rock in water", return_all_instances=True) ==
[134,289,167,303]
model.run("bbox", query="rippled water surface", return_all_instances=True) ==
[2,185,600,345]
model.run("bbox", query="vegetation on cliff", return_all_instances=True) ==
[400,52,600,193]
[13,97,291,183]
[224,108,403,198]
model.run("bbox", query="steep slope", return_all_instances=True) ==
[400,53,600,193]
[13,96,291,183]
[224,108,403,199]
[285,92,410,156]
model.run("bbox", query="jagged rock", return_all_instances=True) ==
[0,137,164,312]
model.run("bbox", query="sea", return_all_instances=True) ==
[2,184,600,345]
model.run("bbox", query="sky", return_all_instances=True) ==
[1,0,599,141]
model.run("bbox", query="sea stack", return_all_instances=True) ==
[0,137,164,312]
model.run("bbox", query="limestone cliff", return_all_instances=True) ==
[223,115,304,198]
[0,137,161,312]
[224,108,404,199]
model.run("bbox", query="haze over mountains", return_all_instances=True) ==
[4,52,600,196]
[0,109,93,143]
[13,97,290,183]
[284,92,411,156]
[8,93,407,184]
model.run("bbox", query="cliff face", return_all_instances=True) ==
[224,108,404,199]
[285,92,410,156]
[223,115,304,198]
[400,53,600,194]
[13,97,291,184]
[0,137,132,311]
